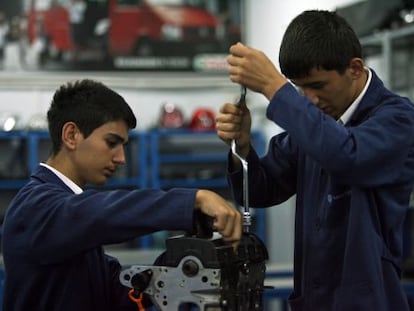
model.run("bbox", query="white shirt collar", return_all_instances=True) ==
[40,163,83,194]
[338,67,372,125]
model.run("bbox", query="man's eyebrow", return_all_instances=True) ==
[106,133,128,144]
[293,80,326,88]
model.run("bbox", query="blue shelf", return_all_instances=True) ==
[159,153,227,163]
[0,180,27,189]
[158,177,228,188]
[0,130,148,190]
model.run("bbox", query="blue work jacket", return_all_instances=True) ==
[2,165,197,311]
[229,70,414,311]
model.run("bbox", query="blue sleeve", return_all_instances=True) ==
[15,186,197,264]
[266,83,414,187]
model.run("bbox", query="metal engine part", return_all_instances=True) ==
[120,232,268,311]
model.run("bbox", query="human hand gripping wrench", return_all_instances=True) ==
[231,86,251,233]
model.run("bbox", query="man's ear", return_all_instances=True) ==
[349,58,365,78]
[61,122,81,150]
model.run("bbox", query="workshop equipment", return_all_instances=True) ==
[120,86,269,311]
[190,108,216,131]
[120,230,268,310]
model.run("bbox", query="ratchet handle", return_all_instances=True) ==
[237,86,247,105]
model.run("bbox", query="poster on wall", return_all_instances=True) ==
[0,0,243,73]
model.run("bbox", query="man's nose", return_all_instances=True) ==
[300,88,319,105]
[114,146,126,164]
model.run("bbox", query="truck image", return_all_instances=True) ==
[25,0,239,69]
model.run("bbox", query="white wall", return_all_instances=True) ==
[0,72,241,130]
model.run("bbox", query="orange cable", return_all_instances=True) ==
[128,289,146,311]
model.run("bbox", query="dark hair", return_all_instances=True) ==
[279,10,362,79]
[47,79,137,155]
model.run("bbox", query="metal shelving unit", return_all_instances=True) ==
[360,23,414,97]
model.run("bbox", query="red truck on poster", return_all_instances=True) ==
[26,0,236,69]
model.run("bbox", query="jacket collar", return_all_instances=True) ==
[30,165,75,193]
[347,69,385,126]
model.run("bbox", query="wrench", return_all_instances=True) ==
[230,86,251,232]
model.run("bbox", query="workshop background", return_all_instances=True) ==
[0,0,414,310]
